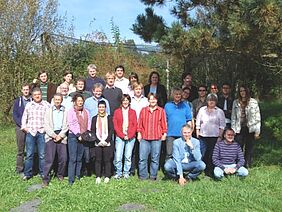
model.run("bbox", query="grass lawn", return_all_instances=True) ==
[0,101,281,211]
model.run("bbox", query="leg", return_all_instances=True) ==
[150,140,162,179]
[68,134,78,184]
[123,138,135,176]
[56,142,67,179]
[130,135,139,175]
[184,161,206,180]
[139,139,150,179]
[43,141,56,182]
[75,142,84,179]
[202,137,217,177]
[164,159,178,179]
[166,136,176,160]
[114,136,125,177]
[94,146,103,177]
[244,131,255,168]
[214,167,224,179]
[36,132,46,177]
[236,166,249,177]
[103,146,114,178]
[15,126,26,173]
[24,133,36,178]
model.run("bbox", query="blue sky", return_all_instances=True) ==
[58,0,176,44]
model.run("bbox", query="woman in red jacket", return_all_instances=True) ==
[113,94,137,179]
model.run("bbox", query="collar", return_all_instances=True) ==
[22,96,31,101]
[52,105,65,111]
[115,77,125,82]
[105,85,116,89]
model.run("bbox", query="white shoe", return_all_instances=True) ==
[124,174,129,179]
[104,177,110,184]
[113,174,121,179]
[96,177,101,184]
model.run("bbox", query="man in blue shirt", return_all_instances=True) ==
[164,88,192,159]
[164,124,206,186]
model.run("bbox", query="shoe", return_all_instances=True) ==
[123,174,129,179]
[113,174,121,180]
[22,175,31,181]
[42,181,48,188]
[58,176,64,181]
[96,177,101,184]
[104,177,110,184]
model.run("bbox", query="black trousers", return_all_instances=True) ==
[94,146,113,178]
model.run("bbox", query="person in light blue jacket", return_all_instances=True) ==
[164,124,206,186]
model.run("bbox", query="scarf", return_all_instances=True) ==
[75,108,88,134]
[96,113,108,142]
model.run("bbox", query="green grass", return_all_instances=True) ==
[0,101,282,211]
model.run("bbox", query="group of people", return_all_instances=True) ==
[12,64,261,186]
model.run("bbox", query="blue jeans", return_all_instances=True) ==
[139,139,161,179]
[115,136,135,176]
[214,164,249,179]
[24,132,45,177]
[164,159,206,180]
[68,134,84,184]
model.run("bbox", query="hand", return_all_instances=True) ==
[178,177,187,186]
[55,135,62,142]
[224,168,231,174]
[124,135,128,140]
[78,136,82,141]
[217,137,222,142]
[161,133,167,141]
[137,133,142,142]
[22,128,29,133]
[185,139,194,149]
[254,133,260,140]
[229,168,237,174]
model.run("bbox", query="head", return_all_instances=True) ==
[87,64,97,78]
[75,77,86,91]
[206,93,218,108]
[72,93,84,109]
[53,93,63,108]
[221,83,231,96]
[92,83,104,98]
[182,72,192,86]
[121,94,131,109]
[171,88,183,103]
[148,71,160,85]
[21,83,30,98]
[98,100,107,114]
[115,65,125,79]
[38,70,48,84]
[223,128,235,143]
[129,72,139,85]
[181,124,193,140]
[59,83,69,96]
[31,87,42,103]
[210,84,218,94]
[182,87,191,101]
[63,71,73,84]
[198,85,207,98]
[105,72,116,87]
[133,82,143,97]
[148,93,158,108]
[238,85,251,101]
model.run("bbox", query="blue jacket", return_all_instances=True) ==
[12,96,31,127]
[172,137,202,176]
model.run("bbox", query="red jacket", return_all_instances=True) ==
[113,107,137,139]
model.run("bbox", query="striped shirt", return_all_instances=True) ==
[40,83,48,101]
[21,100,50,136]
[212,140,245,170]
[137,106,167,140]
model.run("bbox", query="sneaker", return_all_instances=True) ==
[104,177,110,184]
[22,175,31,181]
[42,181,48,188]
[96,177,101,184]
[113,174,121,180]
[123,174,129,179]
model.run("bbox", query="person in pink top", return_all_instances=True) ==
[67,93,91,185]
[196,93,226,177]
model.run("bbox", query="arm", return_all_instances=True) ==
[212,142,225,170]
[21,105,29,132]
[12,98,21,127]
[58,110,69,139]
[160,108,167,140]
[113,109,125,139]
[67,109,80,137]
[127,109,137,139]
[190,139,202,161]
[106,116,114,143]
[44,109,57,139]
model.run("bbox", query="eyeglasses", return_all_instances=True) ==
[198,89,206,92]
[211,87,217,89]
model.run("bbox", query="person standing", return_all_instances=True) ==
[114,65,130,94]
[85,64,106,92]
[231,85,261,168]
[69,77,92,100]
[12,83,32,174]
[43,93,68,186]
[21,87,50,180]
[192,85,207,118]
[181,72,198,102]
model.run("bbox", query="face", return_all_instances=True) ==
[224,130,235,143]
[32,91,42,103]
[39,73,48,83]
[182,127,192,140]
[93,87,102,98]
[148,95,158,107]
[75,97,84,107]
[53,95,63,107]
[210,85,218,94]
[60,84,69,96]
[106,76,115,86]
[239,87,247,98]
[88,68,97,78]
[122,98,130,108]
[222,85,231,95]
[22,86,30,97]
[207,100,216,108]
[182,89,190,100]
[150,73,159,84]
[198,87,207,97]
[134,86,142,97]
[76,81,85,91]
[115,68,124,78]
[173,91,182,103]
[183,75,192,86]
[64,74,72,83]
[130,76,137,84]
[98,104,106,113]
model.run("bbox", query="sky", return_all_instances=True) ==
[58,0,176,44]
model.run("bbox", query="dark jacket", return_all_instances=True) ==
[31,82,57,103]
[12,96,31,127]
[144,84,167,108]
[91,115,114,144]
[217,95,234,120]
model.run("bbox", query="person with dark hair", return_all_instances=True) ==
[91,100,114,184]
[126,72,139,96]
[85,64,106,92]
[114,65,129,94]
[13,83,32,174]
[21,87,51,180]
[67,93,91,185]
[192,85,207,118]
[137,93,167,180]
[217,83,234,128]
[181,72,198,102]
[212,128,248,179]
[231,85,261,168]
[57,71,76,94]
[113,94,137,179]
[144,71,167,108]
[182,86,193,114]
[210,83,219,95]
[31,70,57,103]
[43,93,68,186]
[69,77,92,100]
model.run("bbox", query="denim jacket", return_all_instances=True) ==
[231,98,261,135]
[172,137,202,176]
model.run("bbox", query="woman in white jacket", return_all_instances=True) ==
[231,85,261,168]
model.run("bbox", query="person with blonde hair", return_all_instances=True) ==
[85,64,105,92]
